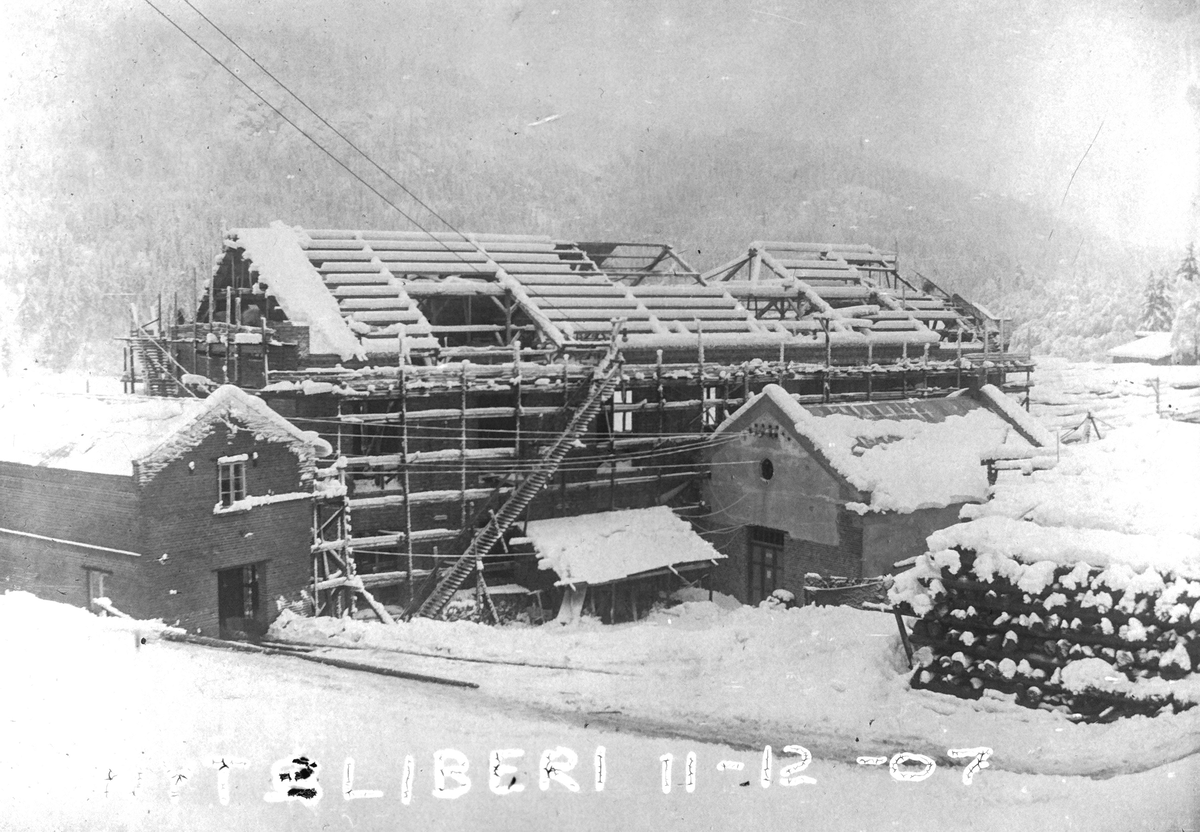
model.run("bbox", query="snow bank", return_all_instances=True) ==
[0,592,179,772]
[270,590,1200,777]
[962,419,1200,540]
[1028,358,1200,432]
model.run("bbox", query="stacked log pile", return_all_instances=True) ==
[891,519,1200,723]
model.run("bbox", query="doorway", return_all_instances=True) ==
[747,526,785,605]
[217,563,261,639]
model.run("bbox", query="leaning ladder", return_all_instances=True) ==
[413,343,624,620]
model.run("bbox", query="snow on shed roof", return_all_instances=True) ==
[527,506,723,586]
[713,384,1044,513]
[0,385,332,482]
[1107,332,1174,361]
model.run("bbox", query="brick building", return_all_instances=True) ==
[0,385,331,635]
[700,384,1051,604]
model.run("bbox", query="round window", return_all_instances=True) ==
[760,458,774,480]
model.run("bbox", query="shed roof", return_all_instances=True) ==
[527,506,724,586]
[0,385,332,482]
[1107,332,1174,361]
[712,384,1050,514]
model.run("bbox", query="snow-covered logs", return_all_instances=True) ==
[891,517,1200,722]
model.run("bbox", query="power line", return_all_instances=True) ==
[176,0,466,244]
[139,0,484,274]
[149,0,607,335]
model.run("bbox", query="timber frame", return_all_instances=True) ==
[123,227,1034,621]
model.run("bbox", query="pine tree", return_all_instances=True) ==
[1140,269,1175,331]
[1171,281,1200,365]
[1177,242,1200,283]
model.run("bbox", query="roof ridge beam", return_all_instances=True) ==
[466,233,567,349]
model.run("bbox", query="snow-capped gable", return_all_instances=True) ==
[713,384,1038,513]
[0,386,331,483]
[136,385,333,484]
[710,382,806,438]
[227,221,367,362]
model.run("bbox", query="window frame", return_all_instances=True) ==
[610,388,634,434]
[218,457,247,508]
[702,385,722,429]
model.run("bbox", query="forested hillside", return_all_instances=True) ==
[1,0,1188,371]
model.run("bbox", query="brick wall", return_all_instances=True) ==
[0,465,147,612]
[139,418,314,634]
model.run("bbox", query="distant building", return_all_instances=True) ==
[0,386,331,636]
[699,384,1051,605]
[1107,332,1175,365]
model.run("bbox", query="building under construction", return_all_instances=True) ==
[126,222,1032,624]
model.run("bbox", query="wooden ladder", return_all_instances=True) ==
[411,342,624,620]
[130,329,177,396]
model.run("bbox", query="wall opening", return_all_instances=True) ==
[217,563,262,639]
[747,525,785,605]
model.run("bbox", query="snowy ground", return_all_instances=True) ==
[5,358,1200,829]
[1028,356,1200,432]
[272,592,1200,781]
[3,591,1198,831]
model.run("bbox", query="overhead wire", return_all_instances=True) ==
[272,411,746,439]
[153,0,602,336]
[139,0,449,250]
[176,0,464,242]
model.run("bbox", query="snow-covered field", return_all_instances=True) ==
[3,357,1200,829]
[3,590,1198,831]
[1029,356,1200,431]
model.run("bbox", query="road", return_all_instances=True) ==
[3,637,1196,831]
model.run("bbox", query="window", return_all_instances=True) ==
[610,388,633,433]
[85,568,108,608]
[760,458,774,480]
[702,385,722,429]
[748,526,785,605]
[218,456,247,507]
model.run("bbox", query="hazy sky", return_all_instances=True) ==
[3,0,1198,246]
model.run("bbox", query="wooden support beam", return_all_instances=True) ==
[357,584,395,625]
